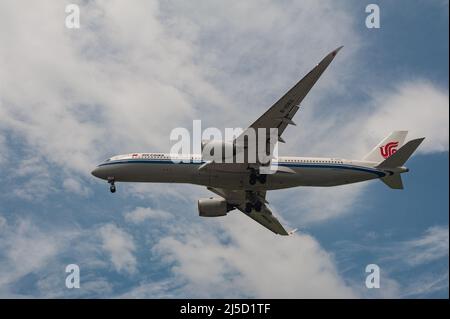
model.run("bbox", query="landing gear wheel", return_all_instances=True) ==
[108,177,116,193]
[249,169,266,185]
[245,203,253,213]
[258,174,267,184]
[254,201,262,212]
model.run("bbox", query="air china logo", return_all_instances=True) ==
[380,141,398,159]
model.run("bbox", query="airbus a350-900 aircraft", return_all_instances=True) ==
[91,47,424,235]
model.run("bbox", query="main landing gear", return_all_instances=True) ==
[249,169,267,185]
[108,177,116,193]
[245,201,262,213]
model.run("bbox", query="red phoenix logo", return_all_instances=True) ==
[380,141,398,159]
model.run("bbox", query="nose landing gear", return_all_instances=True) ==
[108,177,116,193]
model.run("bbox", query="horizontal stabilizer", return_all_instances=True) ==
[381,174,403,189]
[377,138,425,168]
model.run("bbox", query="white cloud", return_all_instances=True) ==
[153,214,357,298]
[0,0,227,177]
[8,157,56,200]
[365,82,449,154]
[0,218,60,288]
[273,184,367,225]
[388,225,449,267]
[124,206,172,224]
[99,224,137,274]
[0,215,128,297]
[63,178,90,197]
[0,0,360,178]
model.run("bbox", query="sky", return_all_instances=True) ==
[0,0,448,298]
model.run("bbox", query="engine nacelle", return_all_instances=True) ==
[198,198,231,217]
[201,140,235,162]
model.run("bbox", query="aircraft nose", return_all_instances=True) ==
[91,167,101,178]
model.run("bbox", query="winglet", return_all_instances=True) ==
[316,46,344,69]
[288,228,298,236]
[331,46,344,57]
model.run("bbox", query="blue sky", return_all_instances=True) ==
[0,0,448,298]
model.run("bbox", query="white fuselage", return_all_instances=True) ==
[91,153,388,191]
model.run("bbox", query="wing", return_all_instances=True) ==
[199,47,343,174]
[244,205,290,236]
[207,187,294,236]
[236,46,343,151]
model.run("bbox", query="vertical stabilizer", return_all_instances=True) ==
[363,131,408,163]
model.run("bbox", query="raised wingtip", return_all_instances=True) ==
[331,46,344,57]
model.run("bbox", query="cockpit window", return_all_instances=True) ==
[105,158,111,162]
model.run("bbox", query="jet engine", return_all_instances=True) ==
[198,198,233,217]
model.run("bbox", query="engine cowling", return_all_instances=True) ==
[201,140,235,162]
[198,198,231,217]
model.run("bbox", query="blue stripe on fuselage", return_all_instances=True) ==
[98,158,386,177]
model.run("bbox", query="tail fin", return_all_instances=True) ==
[377,138,425,168]
[363,131,408,163]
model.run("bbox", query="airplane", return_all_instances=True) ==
[91,47,425,236]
